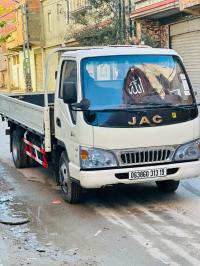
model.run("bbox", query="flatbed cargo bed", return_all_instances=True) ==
[0,92,54,136]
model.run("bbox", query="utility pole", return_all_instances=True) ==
[118,0,124,44]
[122,0,126,42]
[21,3,32,92]
[128,0,133,38]
[118,0,126,44]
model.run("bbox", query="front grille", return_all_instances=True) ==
[118,147,175,166]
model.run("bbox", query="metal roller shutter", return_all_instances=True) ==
[170,23,200,102]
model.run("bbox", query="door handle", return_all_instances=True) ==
[56,117,61,128]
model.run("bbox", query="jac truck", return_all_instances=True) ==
[0,46,200,203]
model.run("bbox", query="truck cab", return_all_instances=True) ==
[53,46,200,202]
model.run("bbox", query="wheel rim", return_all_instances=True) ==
[12,136,18,162]
[59,161,69,195]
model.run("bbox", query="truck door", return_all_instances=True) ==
[54,60,79,164]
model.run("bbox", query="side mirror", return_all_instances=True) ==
[63,82,77,104]
[71,98,90,111]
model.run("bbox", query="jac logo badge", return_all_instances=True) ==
[128,115,163,126]
[172,112,177,119]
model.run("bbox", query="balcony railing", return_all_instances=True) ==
[70,0,92,15]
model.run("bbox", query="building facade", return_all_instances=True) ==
[40,0,73,91]
[130,0,200,99]
[0,47,8,90]
[2,0,105,92]
[0,0,16,90]
[0,0,42,92]
[1,0,135,92]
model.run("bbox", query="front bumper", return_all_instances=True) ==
[69,160,200,189]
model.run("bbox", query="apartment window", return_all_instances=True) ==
[48,12,52,32]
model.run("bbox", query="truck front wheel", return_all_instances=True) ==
[59,151,82,203]
[156,180,180,193]
[11,130,28,168]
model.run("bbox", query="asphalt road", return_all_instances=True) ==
[0,120,200,266]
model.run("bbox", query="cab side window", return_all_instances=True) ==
[59,60,77,99]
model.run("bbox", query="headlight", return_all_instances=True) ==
[80,147,118,169]
[174,140,200,161]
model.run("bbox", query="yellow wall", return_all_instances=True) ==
[9,50,39,91]
[44,47,59,92]
[42,0,70,48]
[6,7,24,50]
[41,0,71,92]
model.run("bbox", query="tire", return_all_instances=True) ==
[52,148,62,185]
[156,180,180,193]
[28,157,38,167]
[11,130,28,168]
[59,151,82,203]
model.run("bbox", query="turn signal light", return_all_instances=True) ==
[80,149,89,160]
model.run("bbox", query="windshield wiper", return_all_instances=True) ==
[143,102,197,109]
[87,103,197,112]
[145,102,173,107]
[88,104,166,112]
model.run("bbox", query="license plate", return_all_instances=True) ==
[129,168,167,180]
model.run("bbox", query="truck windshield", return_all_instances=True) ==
[81,55,194,109]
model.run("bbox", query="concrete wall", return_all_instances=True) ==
[43,47,59,92]
[0,47,8,89]
[131,0,199,49]
[8,50,39,91]
[5,3,23,51]
[0,71,8,90]
[0,0,16,38]
[0,48,7,72]
[41,0,69,48]
[2,0,42,92]
[10,52,24,90]
[4,0,41,49]
[27,0,42,46]
[41,0,71,92]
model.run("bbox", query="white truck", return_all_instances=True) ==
[0,46,200,203]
